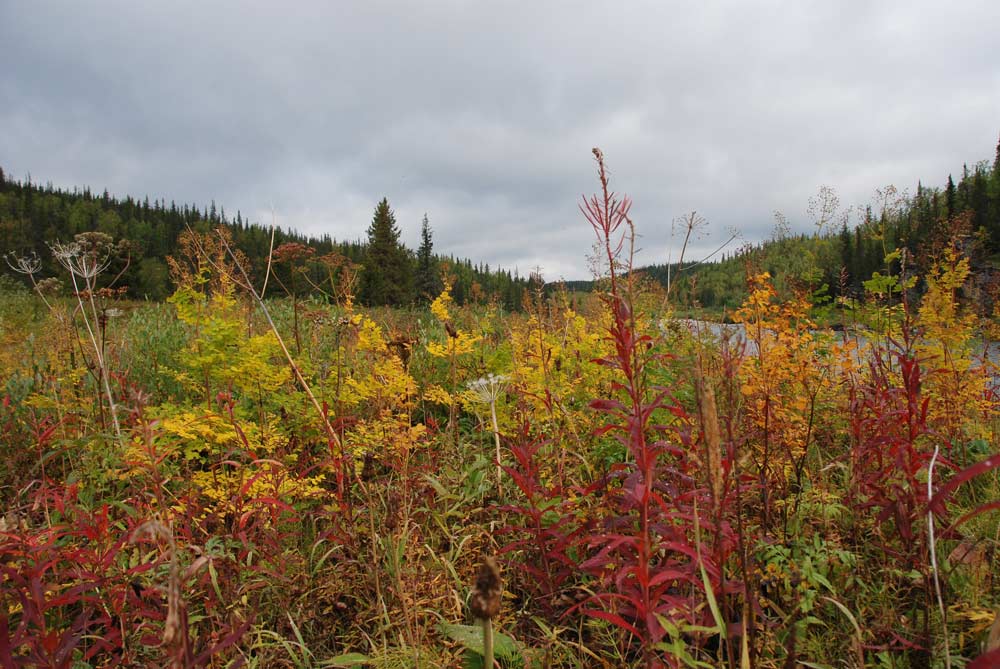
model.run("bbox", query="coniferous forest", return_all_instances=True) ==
[7,137,1000,317]
[0,170,531,309]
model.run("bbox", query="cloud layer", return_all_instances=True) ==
[3,1,998,279]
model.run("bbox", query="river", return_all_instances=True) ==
[667,319,1000,370]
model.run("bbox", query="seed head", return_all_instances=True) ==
[470,556,502,620]
[466,373,508,404]
[5,251,42,276]
[50,240,113,280]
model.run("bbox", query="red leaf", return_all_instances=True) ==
[969,647,1000,669]
[0,615,14,667]
[580,609,641,637]
[930,454,1000,515]
[193,616,253,666]
[590,398,626,413]
[647,569,689,587]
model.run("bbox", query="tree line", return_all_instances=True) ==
[641,134,1000,311]
[0,171,531,309]
[7,132,999,313]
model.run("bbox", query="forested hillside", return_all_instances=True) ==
[0,170,531,308]
[643,137,1000,312]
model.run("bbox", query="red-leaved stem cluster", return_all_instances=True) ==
[575,149,737,668]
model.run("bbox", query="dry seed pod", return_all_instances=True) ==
[694,365,724,508]
[470,556,502,620]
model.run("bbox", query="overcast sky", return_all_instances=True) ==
[2,2,998,280]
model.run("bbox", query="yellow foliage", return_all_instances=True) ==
[158,409,240,459]
[229,332,292,395]
[430,289,453,323]
[347,409,427,468]
[735,272,840,500]
[169,288,243,398]
[339,315,418,411]
[121,408,242,479]
[425,285,481,358]
[191,465,325,517]
[423,384,454,406]
[355,314,388,354]
[345,356,417,405]
[506,307,612,438]
[426,331,480,358]
[917,247,995,442]
[919,247,975,355]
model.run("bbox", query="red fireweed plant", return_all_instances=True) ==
[574,149,738,668]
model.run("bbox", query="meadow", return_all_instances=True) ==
[2,155,999,668]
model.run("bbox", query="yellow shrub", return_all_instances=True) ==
[917,247,995,443]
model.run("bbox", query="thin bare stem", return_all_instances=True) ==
[215,230,342,450]
[5,252,54,312]
[489,400,502,496]
[261,221,276,296]
[928,442,952,668]
[482,618,494,669]
[468,374,508,495]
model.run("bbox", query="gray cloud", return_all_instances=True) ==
[3,1,998,280]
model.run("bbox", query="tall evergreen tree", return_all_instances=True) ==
[993,134,1000,174]
[945,174,957,219]
[414,213,441,302]
[359,198,412,306]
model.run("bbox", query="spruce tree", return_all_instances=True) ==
[945,174,957,219]
[359,198,412,306]
[414,213,441,302]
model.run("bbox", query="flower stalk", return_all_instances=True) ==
[467,373,508,496]
[50,239,122,439]
[470,556,502,669]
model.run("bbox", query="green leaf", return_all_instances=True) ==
[811,571,833,592]
[436,622,520,660]
[318,653,370,668]
[208,560,223,601]
[692,498,725,639]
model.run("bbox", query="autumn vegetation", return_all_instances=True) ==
[2,147,1000,668]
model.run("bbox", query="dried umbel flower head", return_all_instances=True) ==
[470,556,502,620]
[5,250,42,276]
[466,373,508,404]
[50,239,113,280]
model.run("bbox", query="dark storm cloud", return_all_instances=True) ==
[3,1,998,279]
